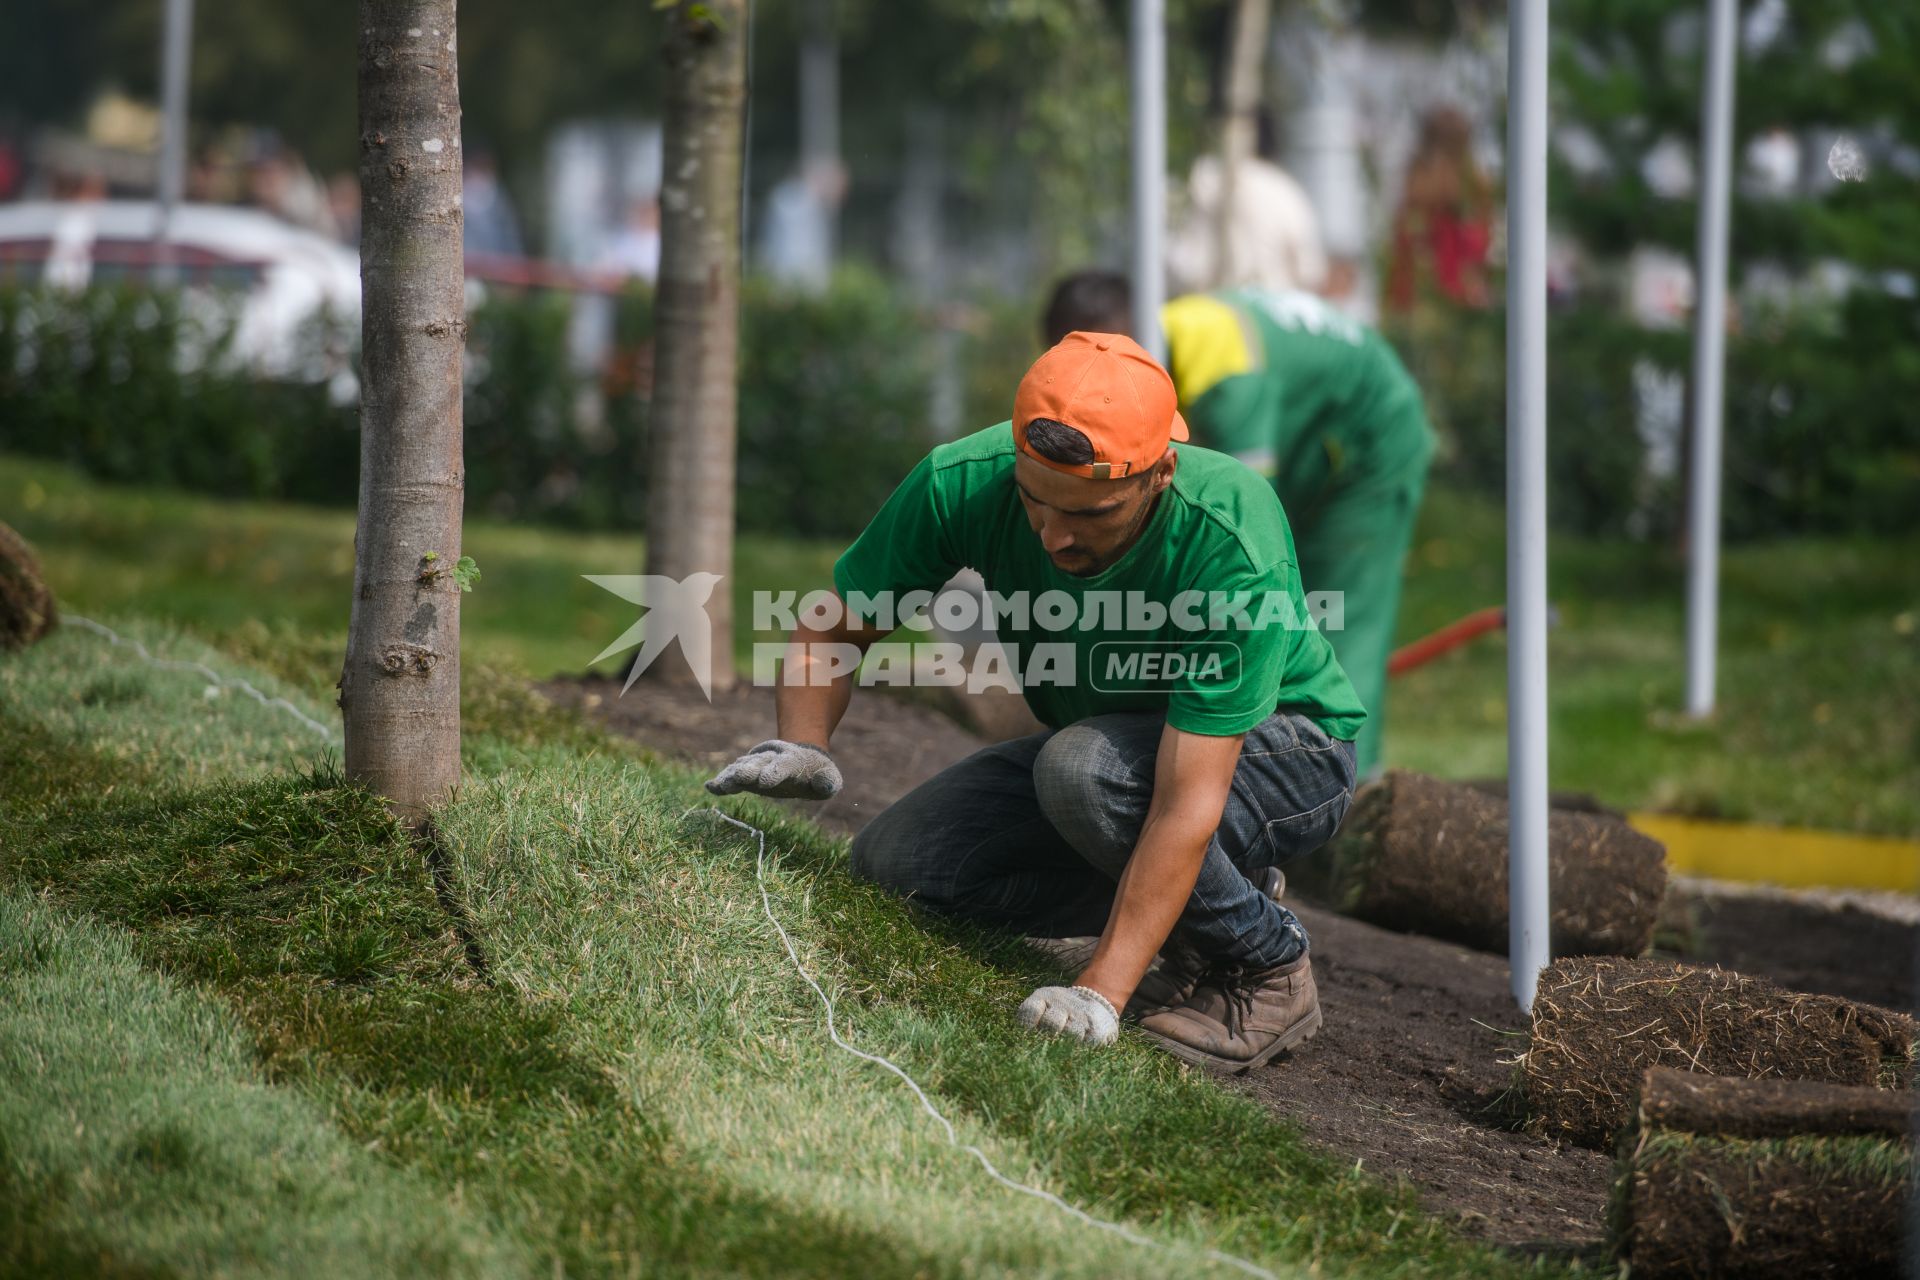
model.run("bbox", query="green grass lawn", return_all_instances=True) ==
[1,616,1566,1279]
[1387,487,1919,834]
[3,453,836,679]
[5,451,1915,833]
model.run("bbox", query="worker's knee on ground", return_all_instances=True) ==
[847,816,902,890]
[1032,721,1139,865]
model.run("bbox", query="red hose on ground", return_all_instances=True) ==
[1388,606,1508,677]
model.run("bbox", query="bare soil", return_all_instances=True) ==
[543,674,1919,1256]
[538,676,991,837]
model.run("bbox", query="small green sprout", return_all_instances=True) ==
[418,551,479,591]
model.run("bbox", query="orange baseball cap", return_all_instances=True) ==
[1012,331,1189,480]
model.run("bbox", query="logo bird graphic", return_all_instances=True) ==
[583,573,725,700]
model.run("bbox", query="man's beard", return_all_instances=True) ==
[1055,490,1159,576]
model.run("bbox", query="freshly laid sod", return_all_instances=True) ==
[0,887,520,1279]
[1,618,1572,1278]
[6,452,1914,834]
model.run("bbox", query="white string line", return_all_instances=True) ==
[64,615,339,743]
[685,806,1281,1280]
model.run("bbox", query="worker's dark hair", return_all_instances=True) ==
[1041,270,1133,347]
[1021,416,1155,484]
[1022,417,1096,465]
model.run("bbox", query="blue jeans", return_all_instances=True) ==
[848,711,1357,969]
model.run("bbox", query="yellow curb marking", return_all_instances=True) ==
[1630,813,1920,894]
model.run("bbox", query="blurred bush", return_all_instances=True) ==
[1718,290,1920,540]
[460,286,634,528]
[1387,292,1919,541]
[0,286,359,502]
[956,292,1044,437]
[733,270,937,537]
[1393,305,1683,542]
[7,278,1911,544]
[0,272,939,540]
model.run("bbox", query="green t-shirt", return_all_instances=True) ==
[1162,287,1434,524]
[832,423,1366,740]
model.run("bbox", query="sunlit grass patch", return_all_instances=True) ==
[1,613,1561,1278]
[0,887,519,1279]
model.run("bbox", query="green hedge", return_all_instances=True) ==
[0,287,360,503]
[5,278,1912,542]
[734,273,938,538]
[0,272,940,540]
[1387,291,1920,540]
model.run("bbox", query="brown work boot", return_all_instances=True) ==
[1135,954,1321,1074]
[1023,934,1209,1017]
[1123,932,1209,1018]
[1023,935,1101,972]
[1125,869,1286,1018]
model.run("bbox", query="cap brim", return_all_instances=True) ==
[1170,409,1190,443]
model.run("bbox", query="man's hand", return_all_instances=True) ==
[1017,985,1119,1046]
[705,740,843,801]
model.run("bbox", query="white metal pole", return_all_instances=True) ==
[1129,0,1167,362]
[1505,0,1551,1012]
[154,0,195,284]
[1685,0,1739,719]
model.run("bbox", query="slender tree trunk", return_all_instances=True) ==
[643,0,745,691]
[342,0,466,823]
[1217,0,1270,284]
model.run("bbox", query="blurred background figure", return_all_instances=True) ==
[327,171,361,247]
[246,137,338,240]
[462,148,524,259]
[1384,105,1493,313]
[43,170,108,291]
[0,128,25,201]
[1044,270,1434,778]
[759,156,847,293]
[1167,151,1327,297]
[600,196,661,284]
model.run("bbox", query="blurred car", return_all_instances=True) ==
[0,199,360,382]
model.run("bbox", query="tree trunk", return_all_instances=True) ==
[642,0,745,692]
[1216,0,1270,284]
[342,0,467,825]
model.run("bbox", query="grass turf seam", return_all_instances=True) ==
[2,614,1567,1278]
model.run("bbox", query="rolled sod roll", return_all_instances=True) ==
[1464,775,1627,823]
[1322,770,1667,957]
[0,521,57,651]
[1525,957,1916,1150]
[1615,1067,1915,1279]
[1636,1067,1918,1141]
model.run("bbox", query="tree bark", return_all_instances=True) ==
[342,0,466,824]
[1216,0,1270,284]
[642,0,745,691]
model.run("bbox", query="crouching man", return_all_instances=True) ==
[706,332,1364,1073]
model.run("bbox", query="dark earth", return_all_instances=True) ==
[541,673,1918,1256]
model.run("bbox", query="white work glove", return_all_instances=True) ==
[1017,985,1119,1046]
[705,739,843,801]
